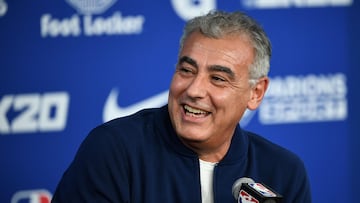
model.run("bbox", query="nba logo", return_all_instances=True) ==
[11,189,52,203]
[239,189,259,203]
[249,183,277,197]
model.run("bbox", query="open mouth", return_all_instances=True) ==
[183,105,210,117]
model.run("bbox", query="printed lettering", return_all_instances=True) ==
[259,73,348,124]
[0,92,70,134]
[41,14,81,37]
[242,0,353,9]
[11,94,40,133]
[0,95,13,133]
[84,12,145,36]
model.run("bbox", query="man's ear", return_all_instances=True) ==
[247,77,269,110]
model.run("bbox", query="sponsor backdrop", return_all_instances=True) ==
[0,0,359,202]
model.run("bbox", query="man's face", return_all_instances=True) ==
[168,31,263,150]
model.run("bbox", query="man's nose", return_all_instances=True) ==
[186,74,208,99]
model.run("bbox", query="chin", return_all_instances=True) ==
[176,129,210,143]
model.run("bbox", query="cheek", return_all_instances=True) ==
[169,75,188,96]
[212,89,240,103]
[168,76,183,109]
[213,89,250,111]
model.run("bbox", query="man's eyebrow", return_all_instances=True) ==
[178,56,198,68]
[209,65,235,79]
[178,56,235,79]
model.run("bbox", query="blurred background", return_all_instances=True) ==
[1,0,359,202]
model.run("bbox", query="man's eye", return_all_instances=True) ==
[212,76,226,82]
[180,67,190,72]
[178,67,193,74]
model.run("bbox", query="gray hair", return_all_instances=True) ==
[179,10,271,86]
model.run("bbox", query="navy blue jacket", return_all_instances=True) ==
[52,106,311,203]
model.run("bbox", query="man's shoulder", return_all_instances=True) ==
[244,130,304,166]
[105,107,161,127]
[100,106,166,132]
[86,107,166,145]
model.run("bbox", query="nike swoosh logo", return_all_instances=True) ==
[103,88,169,122]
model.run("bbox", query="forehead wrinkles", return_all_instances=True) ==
[191,42,238,64]
[181,39,253,70]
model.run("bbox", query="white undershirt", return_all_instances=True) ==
[199,159,218,203]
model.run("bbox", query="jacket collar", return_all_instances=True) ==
[154,105,249,164]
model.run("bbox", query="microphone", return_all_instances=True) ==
[232,177,283,203]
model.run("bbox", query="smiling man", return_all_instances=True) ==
[168,30,266,163]
[52,11,312,203]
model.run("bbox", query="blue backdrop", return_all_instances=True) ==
[1,0,359,202]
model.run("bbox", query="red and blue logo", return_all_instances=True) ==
[239,189,259,203]
[11,189,52,203]
[249,183,277,197]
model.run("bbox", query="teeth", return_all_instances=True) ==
[184,105,208,114]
